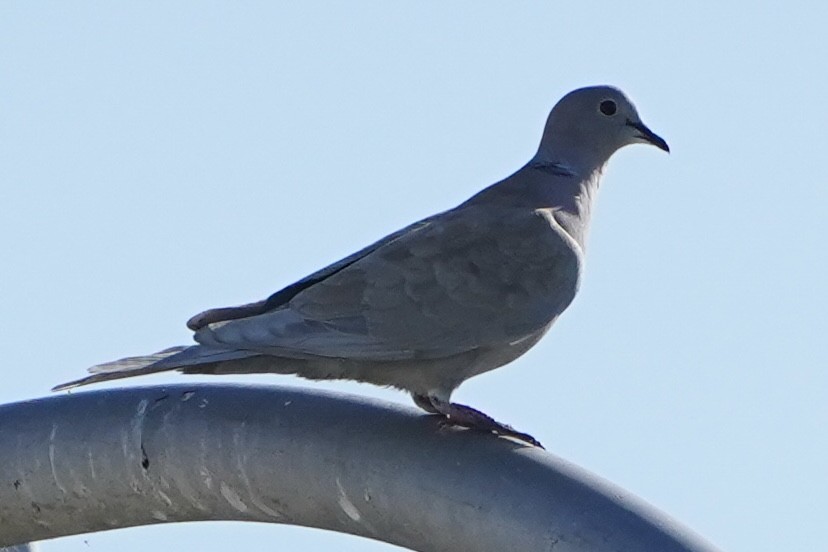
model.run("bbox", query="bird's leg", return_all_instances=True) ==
[426,396,544,449]
[412,393,441,414]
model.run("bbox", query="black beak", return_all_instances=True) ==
[626,119,670,153]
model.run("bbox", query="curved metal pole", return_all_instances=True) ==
[0,384,722,551]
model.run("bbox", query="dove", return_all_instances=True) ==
[54,86,668,447]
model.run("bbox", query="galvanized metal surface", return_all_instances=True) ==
[0,384,722,551]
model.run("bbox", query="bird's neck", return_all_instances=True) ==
[553,167,603,252]
[527,151,606,251]
[462,150,606,251]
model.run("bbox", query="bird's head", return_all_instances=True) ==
[537,86,669,171]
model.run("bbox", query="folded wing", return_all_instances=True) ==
[194,205,582,361]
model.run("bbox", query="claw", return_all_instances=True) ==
[425,396,544,448]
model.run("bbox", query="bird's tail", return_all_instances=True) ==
[52,345,259,391]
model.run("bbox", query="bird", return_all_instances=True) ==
[54,86,668,448]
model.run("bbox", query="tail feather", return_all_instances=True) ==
[86,346,190,374]
[52,345,259,391]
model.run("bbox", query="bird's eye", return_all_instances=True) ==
[599,100,617,116]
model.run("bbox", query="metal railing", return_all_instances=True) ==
[0,384,722,551]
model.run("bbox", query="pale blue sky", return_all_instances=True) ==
[1,2,826,551]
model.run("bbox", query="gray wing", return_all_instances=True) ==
[186,217,435,330]
[194,205,582,360]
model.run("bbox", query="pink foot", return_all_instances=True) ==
[423,395,544,448]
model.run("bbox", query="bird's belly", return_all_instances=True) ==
[465,324,552,378]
